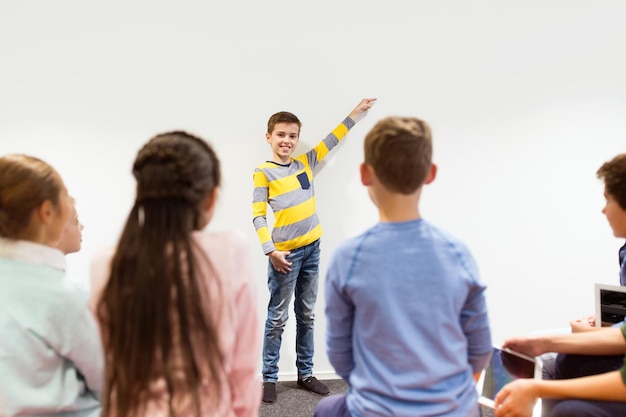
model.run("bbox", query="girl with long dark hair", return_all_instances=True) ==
[91,131,261,417]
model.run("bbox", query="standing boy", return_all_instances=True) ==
[314,116,492,416]
[252,98,377,404]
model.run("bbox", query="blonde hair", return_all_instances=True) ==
[0,154,62,238]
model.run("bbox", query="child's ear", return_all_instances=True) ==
[203,187,219,213]
[35,200,60,245]
[360,163,373,186]
[197,187,220,229]
[265,132,271,143]
[37,200,55,225]
[424,163,437,185]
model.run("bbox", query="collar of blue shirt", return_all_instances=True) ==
[0,237,66,271]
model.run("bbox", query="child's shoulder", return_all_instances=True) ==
[333,226,379,255]
[193,229,251,258]
[419,219,467,244]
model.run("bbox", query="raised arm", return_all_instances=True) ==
[348,98,377,123]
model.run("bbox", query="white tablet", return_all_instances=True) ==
[477,346,543,417]
[594,283,626,328]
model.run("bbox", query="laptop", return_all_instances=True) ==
[594,283,626,328]
[477,346,542,417]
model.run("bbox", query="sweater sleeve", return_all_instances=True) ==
[458,249,492,374]
[324,252,355,382]
[88,246,115,315]
[305,117,356,171]
[252,167,276,254]
[227,233,262,416]
[52,281,105,396]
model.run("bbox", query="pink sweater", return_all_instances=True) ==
[89,230,261,417]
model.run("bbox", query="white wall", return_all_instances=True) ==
[1,0,625,380]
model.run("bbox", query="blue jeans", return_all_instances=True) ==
[262,239,320,382]
[542,353,626,416]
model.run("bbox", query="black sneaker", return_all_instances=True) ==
[262,382,277,404]
[297,376,330,396]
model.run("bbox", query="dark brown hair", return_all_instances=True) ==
[597,153,626,210]
[363,116,432,194]
[0,154,62,239]
[97,131,223,417]
[267,111,301,135]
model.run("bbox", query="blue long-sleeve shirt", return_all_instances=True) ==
[0,238,102,417]
[325,219,492,417]
[619,243,626,285]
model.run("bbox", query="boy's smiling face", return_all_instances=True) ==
[266,122,299,164]
[602,189,626,238]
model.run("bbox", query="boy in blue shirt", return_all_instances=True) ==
[314,116,492,416]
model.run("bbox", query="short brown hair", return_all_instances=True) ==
[597,153,626,210]
[267,111,301,135]
[364,116,432,194]
[0,154,62,238]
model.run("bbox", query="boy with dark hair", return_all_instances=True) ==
[504,153,626,417]
[252,98,376,404]
[314,116,492,416]
[570,153,626,332]
[597,154,626,286]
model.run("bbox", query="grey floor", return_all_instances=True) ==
[259,379,348,417]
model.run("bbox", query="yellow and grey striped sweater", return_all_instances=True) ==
[252,116,356,254]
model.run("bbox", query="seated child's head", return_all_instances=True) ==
[363,116,433,194]
[597,154,626,238]
[133,130,222,230]
[0,154,71,243]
